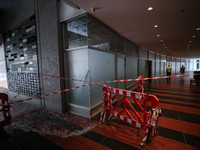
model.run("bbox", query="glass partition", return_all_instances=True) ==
[125,40,139,57]
[65,13,141,56]
[66,15,88,49]
[88,15,124,54]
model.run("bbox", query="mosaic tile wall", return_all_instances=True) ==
[4,15,40,97]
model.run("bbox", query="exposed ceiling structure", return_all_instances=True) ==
[70,0,200,58]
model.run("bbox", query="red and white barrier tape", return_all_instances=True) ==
[98,73,200,84]
[10,74,39,102]
[36,73,90,83]
[4,73,200,106]
[35,73,200,84]
[0,82,95,106]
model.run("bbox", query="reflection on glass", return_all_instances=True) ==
[65,13,140,56]
[125,40,139,57]
[67,15,87,49]
[88,15,123,54]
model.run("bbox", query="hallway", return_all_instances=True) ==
[0,75,200,150]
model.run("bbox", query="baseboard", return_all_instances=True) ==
[68,103,91,118]
[90,101,103,118]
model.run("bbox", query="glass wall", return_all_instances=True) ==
[125,40,139,57]
[65,48,90,107]
[64,13,140,56]
[126,57,138,88]
[88,15,124,54]
[176,62,181,74]
[66,14,88,49]
[171,62,175,75]
[195,59,200,71]
[155,61,160,76]
[88,49,116,107]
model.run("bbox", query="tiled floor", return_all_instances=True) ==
[0,75,200,150]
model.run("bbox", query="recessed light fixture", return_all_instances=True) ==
[160,40,163,43]
[196,27,200,31]
[189,41,192,43]
[165,47,167,49]
[154,25,158,28]
[187,44,190,46]
[163,44,165,46]
[157,34,160,37]
[148,7,153,11]
[192,35,196,38]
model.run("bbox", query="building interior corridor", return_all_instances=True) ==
[0,74,199,150]
[0,0,200,150]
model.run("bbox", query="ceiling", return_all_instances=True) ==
[70,0,200,58]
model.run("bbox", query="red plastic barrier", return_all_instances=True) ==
[0,93,12,128]
[100,86,161,147]
[136,75,144,92]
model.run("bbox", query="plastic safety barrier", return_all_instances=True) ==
[136,75,144,92]
[100,86,161,147]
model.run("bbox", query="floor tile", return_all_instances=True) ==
[157,108,180,120]
[102,136,142,150]
[3,126,36,144]
[59,135,111,150]
[0,139,21,150]
[184,133,200,148]
[158,127,185,143]
[178,111,200,124]
[81,130,105,144]
[17,133,65,150]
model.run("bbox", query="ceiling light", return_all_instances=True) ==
[154,25,158,28]
[192,35,195,38]
[163,44,165,46]
[157,34,160,37]
[187,44,190,46]
[148,7,153,11]
[196,27,200,31]
[189,41,192,43]
[160,40,163,43]
[165,47,167,49]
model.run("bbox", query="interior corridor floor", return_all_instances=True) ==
[0,75,200,150]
